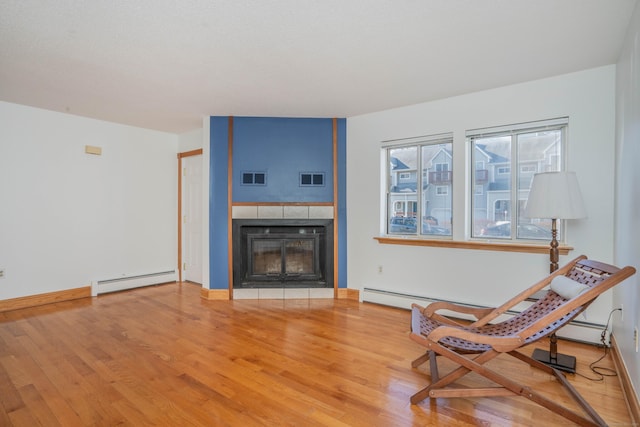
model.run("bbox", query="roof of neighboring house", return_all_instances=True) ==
[390,156,412,171]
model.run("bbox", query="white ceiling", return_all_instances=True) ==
[0,1,637,134]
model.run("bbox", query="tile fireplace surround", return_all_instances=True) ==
[231,205,335,300]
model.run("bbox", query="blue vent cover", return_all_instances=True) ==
[241,172,267,185]
[300,172,325,187]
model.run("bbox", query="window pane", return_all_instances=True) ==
[516,130,562,241]
[388,146,418,234]
[472,135,511,238]
[421,143,452,236]
[470,122,565,242]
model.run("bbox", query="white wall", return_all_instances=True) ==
[347,66,617,327]
[614,0,640,398]
[0,101,178,299]
[178,127,203,152]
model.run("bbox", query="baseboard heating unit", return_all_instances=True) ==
[362,287,608,345]
[91,270,177,296]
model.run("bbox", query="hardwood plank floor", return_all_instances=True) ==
[0,282,632,426]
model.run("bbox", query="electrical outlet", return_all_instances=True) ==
[378,265,383,274]
[635,327,639,353]
[0,268,4,279]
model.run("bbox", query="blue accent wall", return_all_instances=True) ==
[336,118,347,289]
[232,117,334,203]
[209,117,230,290]
[208,116,347,290]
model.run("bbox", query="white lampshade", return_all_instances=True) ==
[524,171,587,220]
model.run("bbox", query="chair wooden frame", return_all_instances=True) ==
[409,255,636,427]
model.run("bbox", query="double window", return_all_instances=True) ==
[384,134,453,237]
[382,118,567,243]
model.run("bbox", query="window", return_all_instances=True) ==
[384,134,453,237]
[469,118,567,241]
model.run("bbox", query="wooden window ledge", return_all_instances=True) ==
[374,236,572,255]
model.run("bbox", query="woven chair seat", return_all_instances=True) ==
[414,291,581,353]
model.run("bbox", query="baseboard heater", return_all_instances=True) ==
[362,287,608,345]
[91,270,177,296]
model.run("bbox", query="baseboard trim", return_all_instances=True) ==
[201,287,360,301]
[0,286,92,313]
[611,334,640,425]
[200,288,231,300]
[336,288,360,301]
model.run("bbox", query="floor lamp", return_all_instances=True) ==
[523,171,587,373]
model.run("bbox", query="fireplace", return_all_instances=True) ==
[232,219,333,289]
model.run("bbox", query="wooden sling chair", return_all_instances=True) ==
[409,255,636,427]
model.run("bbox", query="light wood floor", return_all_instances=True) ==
[0,282,632,426]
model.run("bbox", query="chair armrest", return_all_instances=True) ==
[428,326,524,353]
[423,301,495,321]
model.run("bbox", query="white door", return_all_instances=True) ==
[182,155,203,284]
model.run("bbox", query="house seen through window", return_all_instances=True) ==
[385,135,453,237]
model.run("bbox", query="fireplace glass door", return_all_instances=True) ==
[245,232,322,286]
[252,240,283,275]
[250,237,317,279]
[285,239,314,275]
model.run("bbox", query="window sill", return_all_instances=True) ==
[374,236,573,255]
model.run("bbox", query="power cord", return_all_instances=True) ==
[575,308,621,381]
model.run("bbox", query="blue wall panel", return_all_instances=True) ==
[232,117,334,203]
[209,117,230,290]
[336,118,347,289]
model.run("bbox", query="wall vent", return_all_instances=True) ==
[300,172,325,186]
[242,171,266,185]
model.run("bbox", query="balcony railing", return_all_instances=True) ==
[429,171,452,185]
[425,169,488,185]
[475,169,488,184]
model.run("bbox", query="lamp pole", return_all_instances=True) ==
[550,218,559,273]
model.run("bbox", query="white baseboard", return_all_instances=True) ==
[363,287,607,345]
[91,270,177,296]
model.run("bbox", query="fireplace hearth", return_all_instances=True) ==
[232,219,333,289]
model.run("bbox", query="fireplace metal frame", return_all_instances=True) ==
[232,219,334,289]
